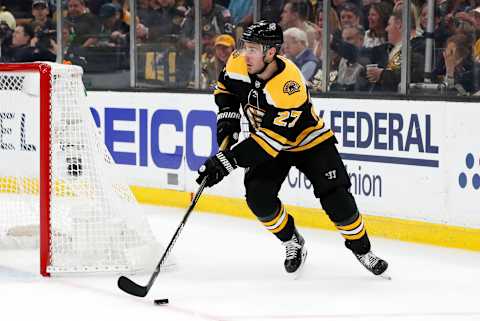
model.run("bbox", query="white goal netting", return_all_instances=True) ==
[0,63,161,274]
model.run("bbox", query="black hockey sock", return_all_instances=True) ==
[335,212,371,254]
[258,203,296,242]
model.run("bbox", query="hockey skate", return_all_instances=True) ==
[282,230,307,278]
[354,251,390,279]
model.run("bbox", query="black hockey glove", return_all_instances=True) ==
[217,109,241,149]
[196,151,237,187]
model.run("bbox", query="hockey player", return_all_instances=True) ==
[196,20,388,277]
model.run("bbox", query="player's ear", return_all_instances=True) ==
[267,47,277,59]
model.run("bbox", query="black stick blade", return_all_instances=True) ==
[118,276,148,297]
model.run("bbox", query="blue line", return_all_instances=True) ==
[340,153,439,168]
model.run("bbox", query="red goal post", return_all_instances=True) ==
[0,62,161,276]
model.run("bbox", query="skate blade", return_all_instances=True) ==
[378,273,392,280]
[288,247,308,280]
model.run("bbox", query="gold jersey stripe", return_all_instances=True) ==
[311,106,320,121]
[287,130,334,152]
[259,121,324,147]
[337,215,363,231]
[217,81,227,90]
[214,87,232,96]
[251,133,280,157]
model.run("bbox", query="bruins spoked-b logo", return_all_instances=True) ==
[283,80,300,95]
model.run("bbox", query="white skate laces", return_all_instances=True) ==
[356,251,380,269]
[354,251,390,278]
[283,235,302,260]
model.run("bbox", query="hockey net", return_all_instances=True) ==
[0,63,161,275]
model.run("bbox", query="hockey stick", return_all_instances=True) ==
[117,137,230,297]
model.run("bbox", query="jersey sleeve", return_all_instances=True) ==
[213,51,247,113]
[213,69,240,113]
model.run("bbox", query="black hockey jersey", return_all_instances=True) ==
[214,51,334,166]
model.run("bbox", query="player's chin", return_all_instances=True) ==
[247,65,257,74]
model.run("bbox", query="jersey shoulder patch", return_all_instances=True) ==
[225,51,250,83]
[264,56,308,109]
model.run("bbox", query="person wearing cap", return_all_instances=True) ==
[30,0,55,33]
[201,34,236,89]
[97,2,129,47]
[29,0,57,56]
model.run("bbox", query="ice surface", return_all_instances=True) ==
[1,205,479,321]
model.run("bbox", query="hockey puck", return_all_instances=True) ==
[154,298,169,305]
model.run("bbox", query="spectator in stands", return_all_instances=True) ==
[332,0,348,13]
[181,0,232,46]
[228,0,253,27]
[201,33,235,89]
[419,4,450,50]
[283,27,320,82]
[470,6,480,30]
[66,0,101,48]
[0,5,15,30]
[29,0,57,59]
[137,0,155,26]
[1,24,55,62]
[177,0,232,86]
[332,5,425,91]
[0,0,33,26]
[30,0,55,33]
[365,6,425,92]
[331,26,369,91]
[339,2,363,29]
[280,0,317,48]
[146,0,185,41]
[97,3,129,47]
[87,0,110,16]
[364,2,391,47]
[261,0,285,22]
[313,5,341,59]
[1,24,35,62]
[434,33,478,94]
[0,8,14,59]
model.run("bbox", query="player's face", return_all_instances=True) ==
[242,42,265,74]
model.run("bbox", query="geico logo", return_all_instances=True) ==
[89,107,217,171]
[318,110,439,154]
